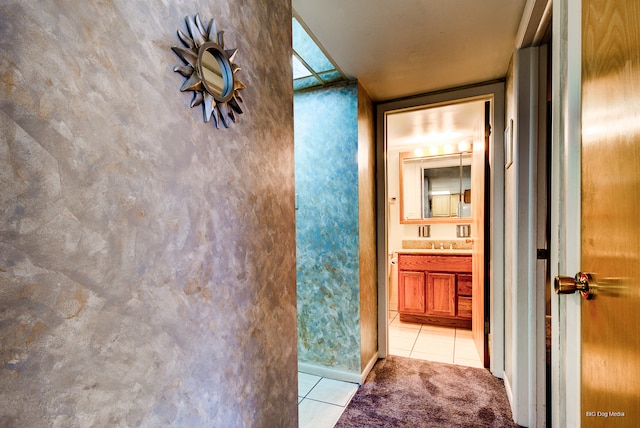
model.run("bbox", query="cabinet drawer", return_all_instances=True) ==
[458,296,472,318]
[458,274,472,296]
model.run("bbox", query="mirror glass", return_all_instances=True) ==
[400,152,472,223]
[200,47,232,99]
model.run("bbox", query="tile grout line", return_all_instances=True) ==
[298,374,322,401]
[301,375,359,406]
[452,329,457,360]
[409,324,422,355]
[301,397,347,408]
[388,313,482,367]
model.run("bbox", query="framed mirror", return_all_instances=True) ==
[198,43,234,100]
[172,14,246,128]
[399,152,472,223]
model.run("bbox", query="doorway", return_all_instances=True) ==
[385,99,486,368]
[375,82,506,377]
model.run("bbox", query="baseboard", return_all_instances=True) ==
[299,352,379,385]
[360,352,379,383]
[504,374,514,409]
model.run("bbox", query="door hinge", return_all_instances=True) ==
[537,248,548,260]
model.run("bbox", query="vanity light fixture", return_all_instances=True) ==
[458,140,471,152]
[413,141,472,157]
[172,14,246,128]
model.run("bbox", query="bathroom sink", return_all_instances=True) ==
[400,239,473,254]
[398,248,473,255]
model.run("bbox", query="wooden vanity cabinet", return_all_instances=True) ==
[397,254,472,328]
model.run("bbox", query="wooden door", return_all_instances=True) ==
[426,273,456,317]
[580,0,640,425]
[471,102,489,366]
[398,271,425,314]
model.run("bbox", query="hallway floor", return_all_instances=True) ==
[298,372,358,428]
[297,311,484,427]
[387,309,483,367]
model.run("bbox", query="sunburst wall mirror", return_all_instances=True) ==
[172,14,245,128]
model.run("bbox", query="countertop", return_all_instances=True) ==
[398,239,474,255]
[395,248,473,255]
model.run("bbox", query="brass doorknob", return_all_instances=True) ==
[554,272,594,299]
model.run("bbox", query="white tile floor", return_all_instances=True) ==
[387,309,483,367]
[298,372,359,428]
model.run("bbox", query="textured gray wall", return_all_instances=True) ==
[0,1,297,427]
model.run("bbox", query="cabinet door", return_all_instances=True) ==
[426,273,456,317]
[398,271,425,314]
[431,195,450,217]
[402,162,422,220]
[450,194,460,216]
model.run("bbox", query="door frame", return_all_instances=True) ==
[550,0,582,426]
[375,81,506,377]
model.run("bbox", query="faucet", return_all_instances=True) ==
[430,242,435,250]
[439,242,444,250]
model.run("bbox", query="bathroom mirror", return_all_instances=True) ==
[399,152,472,224]
[172,14,245,128]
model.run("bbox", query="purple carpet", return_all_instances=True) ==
[335,355,519,427]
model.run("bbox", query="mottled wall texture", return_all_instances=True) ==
[0,1,297,427]
[356,83,377,372]
[295,81,377,376]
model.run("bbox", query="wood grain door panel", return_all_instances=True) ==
[471,102,488,366]
[580,0,640,425]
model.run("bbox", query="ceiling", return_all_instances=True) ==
[292,0,528,102]
[386,100,486,152]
